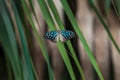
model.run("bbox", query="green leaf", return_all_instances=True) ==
[46,0,85,79]
[60,0,104,80]
[88,0,120,54]
[37,0,76,80]
[20,0,54,80]
[0,1,22,79]
[11,0,35,79]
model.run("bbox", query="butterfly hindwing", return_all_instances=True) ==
[60,30,75,42]
[44,30,58,42]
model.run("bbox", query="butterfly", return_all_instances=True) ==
[44,30,75,42]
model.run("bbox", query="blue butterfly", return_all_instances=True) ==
[44,30,75,42]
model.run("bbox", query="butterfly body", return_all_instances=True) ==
[44,30,75,42]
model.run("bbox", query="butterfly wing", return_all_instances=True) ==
[60,30,75,42]
[44,30,58,42]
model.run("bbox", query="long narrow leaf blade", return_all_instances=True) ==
[0,1,22,79]
[20,0,54,80]
[37,0,76,80]
[88,0,120,54]
[60,0,104,79]
[46,0,85,79]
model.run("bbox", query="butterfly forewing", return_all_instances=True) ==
[44,30,58,42]
[60,30,75,42]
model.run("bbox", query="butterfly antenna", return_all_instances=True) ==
[56,26,61,31]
